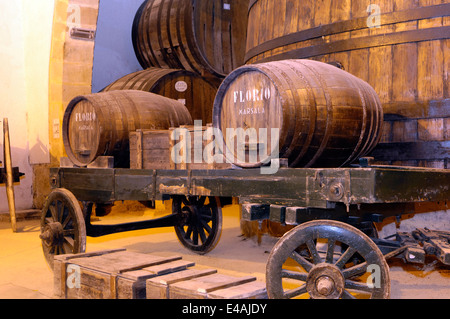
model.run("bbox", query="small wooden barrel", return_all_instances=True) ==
[245,0,449,168]
[132,0,249,77]
[213,59,383,168]
[63,90,193,168]
[103,68,219,123]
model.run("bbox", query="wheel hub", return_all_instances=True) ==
[40,222,64,247]
[306,263,345,299]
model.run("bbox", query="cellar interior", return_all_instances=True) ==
[0,0,448,300]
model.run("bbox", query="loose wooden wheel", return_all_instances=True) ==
[40,188,86,269]
[266,220,390,299]
[173,196,222,255]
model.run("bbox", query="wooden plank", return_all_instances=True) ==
[208,281,268,299]
[146,268,217,299]
[169,274,256,299]
[68,251,182,274]
[116,260,196,299]
[2,118,17,232]
[142,260,195,276]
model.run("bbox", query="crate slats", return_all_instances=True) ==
[54,249,267,300]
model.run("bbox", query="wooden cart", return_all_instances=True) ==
[39,157,450,299]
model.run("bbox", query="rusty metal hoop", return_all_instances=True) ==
[266,220,390,299]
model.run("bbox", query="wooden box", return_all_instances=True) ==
[129,125,232,170]
[53,249,192,299]
[130,130,172,170]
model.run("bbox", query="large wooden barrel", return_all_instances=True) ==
[213,59,383,168]
[245,0,449,168]
[103,68,219,123]
[63,90,193,168]
[132,0,249,77]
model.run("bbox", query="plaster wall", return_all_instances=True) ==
[0,0,54,212]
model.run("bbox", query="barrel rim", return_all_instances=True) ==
[63,95,102,167]
[213,63,285,168]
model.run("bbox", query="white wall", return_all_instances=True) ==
[0,0,54,212]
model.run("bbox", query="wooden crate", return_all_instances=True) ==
[53,249,191,299]
[130,130,172,170]
[130,125,232,170]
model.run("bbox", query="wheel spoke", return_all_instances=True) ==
[63,236,75,251]
[193,229,199,245]
[291,251,313,272]
[326,239,336,264]
[281,270,308,282]
[56,201,63,222]
[200,213,213,222]
[201,219,212,234]
[198,226,207,244]
[61,213,72,229]
[283,284,307,299]
[185,225,193,239]
[306,239,322,264]
[49,205,58,222]
[335,246,357,269]
[63,229,75,236]
[344,280,374,293]
[342,261,368,279]
[341,290,357,299]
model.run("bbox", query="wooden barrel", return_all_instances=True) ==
[245,0,449,168]
[213,59,383,168]
[132,0,249,77]
[103,68,219,123]
[62,90,193,168]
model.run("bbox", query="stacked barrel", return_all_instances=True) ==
[244,0,449,169]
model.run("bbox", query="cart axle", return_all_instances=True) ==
[85,213,179,237]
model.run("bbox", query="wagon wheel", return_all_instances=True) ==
[40,188,86,269]
[266,220,390,299]
[173,196,222,255]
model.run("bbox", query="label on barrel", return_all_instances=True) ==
[232,88,271,116]
[175,81,188,92]
[74,112,96,131]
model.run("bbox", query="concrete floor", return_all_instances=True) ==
[0,204,449,299]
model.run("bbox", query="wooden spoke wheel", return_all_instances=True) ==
[266,220,390,299]
[173,196,222,255]
[40,189,86,269]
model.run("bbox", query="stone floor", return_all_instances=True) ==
[0,204,449,299]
